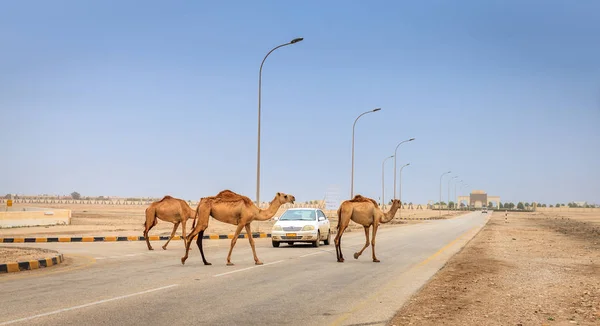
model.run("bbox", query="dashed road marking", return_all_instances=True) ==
[213,260,284,277]
[0,284,179,325]
[300,249,334,258]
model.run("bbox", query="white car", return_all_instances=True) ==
[271,208,331,247]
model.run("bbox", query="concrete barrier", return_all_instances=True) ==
[0,207,71,228]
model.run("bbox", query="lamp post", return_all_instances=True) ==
[393,138,415,199]
[381,155,394,208]
[461,183,469,210]
[351,108,382,198]
[448,176,458,216]
[398,163,410,218]
[454,180,463,210]
[256,37,304,206]
[439,171,451,218]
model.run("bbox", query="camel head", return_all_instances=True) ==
[380,198,402,223]
[275,192,295,205]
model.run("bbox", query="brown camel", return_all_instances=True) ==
[334,196,401,263]
[181,190,295,266]
[143,195,196,250]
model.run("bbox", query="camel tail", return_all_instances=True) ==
[144,207,157,227]
[336,206,342,230]
[191,203,200,230]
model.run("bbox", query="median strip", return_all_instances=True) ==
[0,253,64,274]
[0,233,271,243]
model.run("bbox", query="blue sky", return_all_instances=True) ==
[1,0,599,205]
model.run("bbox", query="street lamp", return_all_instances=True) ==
[439,171,451,218]
[393,138,415,199]
[351,108,382,198]
[256,37,304,205]
[461,183,469,210]
[448,176,458,216]
[381,155,394,208]
[454,180,463,211]
[398,163,410,219]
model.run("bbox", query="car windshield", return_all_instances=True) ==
[279,210,316,221]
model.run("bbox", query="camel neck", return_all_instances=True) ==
[381,203,399,223]
[257,199,281,221]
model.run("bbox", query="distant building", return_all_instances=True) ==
[457,190,500,208]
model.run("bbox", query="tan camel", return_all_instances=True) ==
[181,190,295,266]
[143,195,196,250]
[334,196,401,263]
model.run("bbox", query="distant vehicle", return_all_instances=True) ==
[482,208,488,213]
[271,208,331,247]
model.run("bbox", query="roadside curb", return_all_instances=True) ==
[0,252,64,273]
[0,233,271,243]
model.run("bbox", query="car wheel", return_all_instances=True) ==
[272,241,280,248]
[313,232,320,247]
[324,231,331,245]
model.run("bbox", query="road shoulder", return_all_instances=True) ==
[388,211,600,325]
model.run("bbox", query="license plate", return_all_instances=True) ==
[286,233,297,237]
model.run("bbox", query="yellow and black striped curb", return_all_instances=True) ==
[0,253,64,273]
[0,233,271,243]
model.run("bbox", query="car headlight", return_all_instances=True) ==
[272,225,282,231]
[302,225,315,231]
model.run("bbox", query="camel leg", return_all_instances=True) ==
[162,222,180,250]
[195,230,211,265]
[354,226,371,260]
[245,224,263,265]
[143,216,158,251]
[181,211,209,265]
[180,219,187,246]
[226,224,245,266]
[371,224,380,262]
[181,227,197,265]
[334,221,349,263]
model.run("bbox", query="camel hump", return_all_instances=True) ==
[349,195,377,205]
[214,190,253,206]
[216,190,238,197]
[158,195,174,203]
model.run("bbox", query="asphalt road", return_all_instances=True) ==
[0,211,489,326]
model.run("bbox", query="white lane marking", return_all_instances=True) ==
[0,284,179,325]
[92,245,218,260]
[300,249,334,258]
[213,260,284,277]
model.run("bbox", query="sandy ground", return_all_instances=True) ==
[0,203,459,238]
[389,210,600,326]
[0,246,58,263]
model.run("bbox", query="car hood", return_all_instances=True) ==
[274,220,318,227]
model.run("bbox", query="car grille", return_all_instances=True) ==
[283,226,302,231]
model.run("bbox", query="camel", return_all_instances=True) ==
[334,195,401,263]
[143,195,196,250]
[181,190,295,266]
